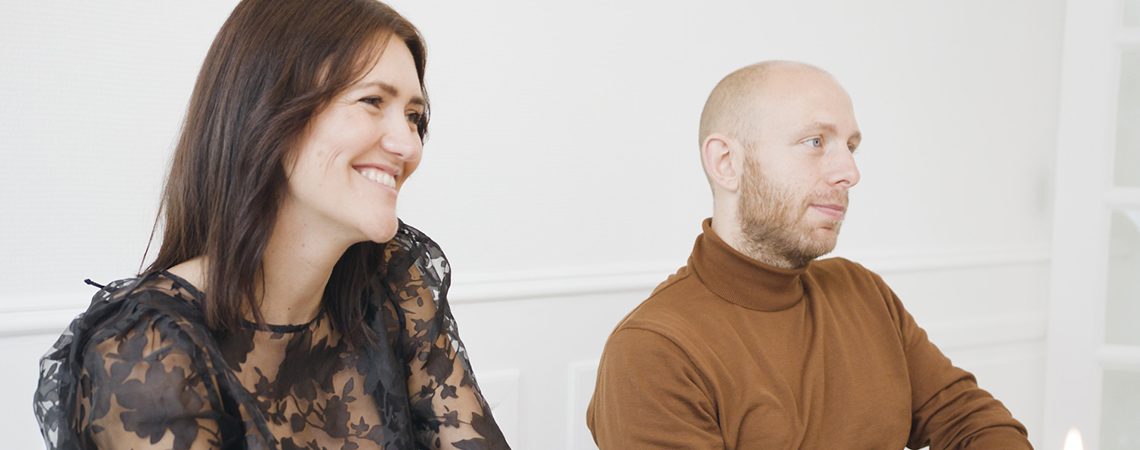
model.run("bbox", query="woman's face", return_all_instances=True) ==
[281,37,425,246]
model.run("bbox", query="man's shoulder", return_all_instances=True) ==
[610,264,720,341]
[807,256,888,290]
[807,256,867,274]
[806,257,907,325]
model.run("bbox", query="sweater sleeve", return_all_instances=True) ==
[885,286,1033,449]
[587,327,724,450]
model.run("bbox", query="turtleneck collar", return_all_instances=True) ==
[689,218,808,312]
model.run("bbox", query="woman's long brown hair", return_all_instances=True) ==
[144,0,429,347]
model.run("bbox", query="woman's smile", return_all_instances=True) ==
[355,165,398,191]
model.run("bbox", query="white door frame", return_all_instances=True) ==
[1044,0,1140,449]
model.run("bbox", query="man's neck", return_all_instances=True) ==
[736,238,802,270]
[710,215,804,270]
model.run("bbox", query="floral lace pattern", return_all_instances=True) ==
[34,223,510,450]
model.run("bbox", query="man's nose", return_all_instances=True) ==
[827,146,860,188]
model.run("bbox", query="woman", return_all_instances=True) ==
[33,0,510,449]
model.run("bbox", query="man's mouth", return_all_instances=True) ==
[810,203,846,220]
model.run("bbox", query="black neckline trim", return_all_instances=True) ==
[158,270,322,333]
[240,309,324,333]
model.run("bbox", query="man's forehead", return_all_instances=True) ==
[750,77,860,137]
[698,61,857,144]
[751,67,844,101]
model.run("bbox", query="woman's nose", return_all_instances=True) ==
[380,117,422,162]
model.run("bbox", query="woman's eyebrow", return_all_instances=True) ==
[356,81,425,106]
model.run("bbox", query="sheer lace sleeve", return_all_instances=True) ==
[381,223,510,450]
[79,308,227,450]
[36,278,241,450]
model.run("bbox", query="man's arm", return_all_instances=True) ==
[887,290,1033,449]
[587,327,724,450]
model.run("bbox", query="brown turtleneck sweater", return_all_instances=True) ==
[586,219,1031,449]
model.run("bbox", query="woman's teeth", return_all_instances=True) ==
[358,168,396,189]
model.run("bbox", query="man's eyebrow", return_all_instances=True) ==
[797,121,861,141]
[796,122,838,135]
[356,81,426,106]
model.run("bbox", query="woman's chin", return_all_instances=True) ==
[363,220,400,244]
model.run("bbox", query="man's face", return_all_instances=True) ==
[736,71,861,268]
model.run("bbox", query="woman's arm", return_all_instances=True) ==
[78,310,229,450]
[402,298,507,450]
[383,224,510,450]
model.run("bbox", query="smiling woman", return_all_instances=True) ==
[31,0,510,449]
[283,37,426,250]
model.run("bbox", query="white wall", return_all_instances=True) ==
[0,1,1064,449]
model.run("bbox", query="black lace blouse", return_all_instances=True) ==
[34,223,510,450]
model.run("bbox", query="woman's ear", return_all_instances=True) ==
[701,132,742,193]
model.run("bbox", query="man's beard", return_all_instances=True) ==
[737,154,847,269]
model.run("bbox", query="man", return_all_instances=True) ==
[586,61,1032,449]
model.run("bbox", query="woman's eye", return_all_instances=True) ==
[807,138,822,147]
[406,112,423,124]
[360,97,383,107]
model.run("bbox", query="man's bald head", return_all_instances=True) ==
[696,60,861,268]
[698,61,834,149]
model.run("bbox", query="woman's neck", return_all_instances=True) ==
[257,208,354,325]
[167,200,360,326]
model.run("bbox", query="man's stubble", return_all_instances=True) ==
[736,151,847,269]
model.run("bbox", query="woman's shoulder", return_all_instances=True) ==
[97,271,203,313]
[75,273,219,398]
[386,221,449,280]
[379,221,450,303]
[90,271,198,303]
[35,272,217,445]
[78,272,211,346]
[388,221,444,259]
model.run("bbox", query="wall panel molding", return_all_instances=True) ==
[449,245,1051,303]
[925,311,1049,352]
[449,265,678,304]
[476,369,521,446]
[1095,345,1140,371]
[848,246,1051,274]
[0,306,85,338]
[568,361,600,450]
[0,246,1050,338]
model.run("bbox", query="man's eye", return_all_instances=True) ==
[808,138,822,147]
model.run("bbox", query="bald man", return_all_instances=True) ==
[586,62,1032,449]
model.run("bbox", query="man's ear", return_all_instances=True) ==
[702,133,741,193]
